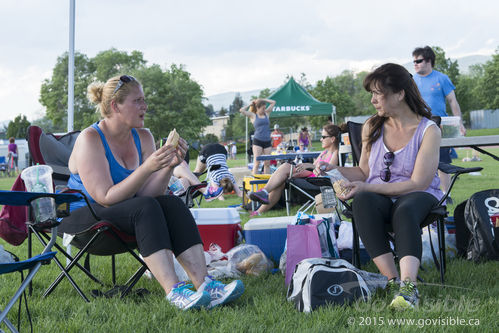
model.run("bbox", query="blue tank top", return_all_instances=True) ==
[253,114,271,141]
[67,122,143,210]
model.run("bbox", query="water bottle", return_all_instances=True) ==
[169,176,185,195]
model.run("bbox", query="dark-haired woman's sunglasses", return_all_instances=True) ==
[113,75,136,94]
[380,151,395,182]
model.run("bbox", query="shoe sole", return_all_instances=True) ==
[249,193,269,204]
[389,296,416,310]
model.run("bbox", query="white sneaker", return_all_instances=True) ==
[197,276,244,308]
[166,281,211,310]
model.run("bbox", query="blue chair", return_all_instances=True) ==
[0,190,81,333]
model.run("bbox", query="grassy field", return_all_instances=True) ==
[0,135,498,332]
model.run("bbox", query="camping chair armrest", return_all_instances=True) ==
[437,163,483,206]
[59,188,101,221]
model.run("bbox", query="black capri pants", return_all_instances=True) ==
[60,195,202,257]
[352,191,438,261]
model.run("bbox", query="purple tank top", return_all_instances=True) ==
[366,117,443,200]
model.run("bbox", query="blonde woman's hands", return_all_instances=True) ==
[144,137,187,172]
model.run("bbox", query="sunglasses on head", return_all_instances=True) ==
[413,59,425,64]
[113,75,136,95]
[380,151,395,182]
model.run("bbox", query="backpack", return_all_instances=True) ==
[464,189,499,261]
[0,175,28,246]
[286,258,386,312]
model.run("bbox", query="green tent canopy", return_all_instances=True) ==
[268,77,335,118]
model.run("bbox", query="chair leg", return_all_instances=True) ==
[437,218,446,284]
[351,218,361,268]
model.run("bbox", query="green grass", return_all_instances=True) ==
[1,149,499,332]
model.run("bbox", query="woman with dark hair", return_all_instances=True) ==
[249,123,343,215]
[317,63,442,310]
[239,98,276,174]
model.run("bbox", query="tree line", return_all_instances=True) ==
[221,46,499,142]
[4,46,498,142]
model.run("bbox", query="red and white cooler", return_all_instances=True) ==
[190,208,242,253]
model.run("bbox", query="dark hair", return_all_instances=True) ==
[322,123,345,148]
[301,127,308,131]
[363,63,432,152]
[412,46,435,67]
[219,178,234,194]
[9,137,15,143]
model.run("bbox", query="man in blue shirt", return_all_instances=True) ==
[412,46,466,195]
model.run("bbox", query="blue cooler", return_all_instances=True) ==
[243,216,295,262]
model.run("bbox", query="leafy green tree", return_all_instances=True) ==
[310,77,356,122]
[475,50,499,109]
[6,114,31,138]
[39,52,95,131]
[219,107,228,116]
[139,64,210,142]
[204,104,215,117]
[92,48,146,82]
[432,46,460,85]
[455,64,484,124]
[226,94,246,140]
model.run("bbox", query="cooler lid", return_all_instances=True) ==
[190,208,241,225]
[243,216,295,230]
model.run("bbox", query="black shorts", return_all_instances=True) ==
[253,138,271,149]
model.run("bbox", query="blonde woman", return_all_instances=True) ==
[60,75,244,310]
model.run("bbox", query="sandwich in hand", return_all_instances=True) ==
[166,128,180,148]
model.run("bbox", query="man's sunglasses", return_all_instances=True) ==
[113,75,136,94]
[413,59,425,64]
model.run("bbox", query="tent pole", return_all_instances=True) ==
[67,0,75,132]
[245,117,248,166]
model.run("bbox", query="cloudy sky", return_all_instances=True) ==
[0,0,497,124]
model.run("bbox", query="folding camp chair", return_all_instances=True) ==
[0,190,81,333]
[26,126,148,302]
[0,156,9,177]
[338,121,482,284]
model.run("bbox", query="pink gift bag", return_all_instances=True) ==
[285,223,322,285]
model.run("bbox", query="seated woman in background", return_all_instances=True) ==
[248,123,343,216]
[192,143,243,201]
[60,75,244,310]
[316,63,442,310]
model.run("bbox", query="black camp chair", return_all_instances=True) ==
[338,121,482,283]
[26,125,148,302]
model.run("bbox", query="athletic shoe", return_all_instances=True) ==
[249,211,261,217]
[389,279,420,310]
[383,277,400,298]
[197,276,244,308]
[203,186,223,202]
[249,190,269,204]
[166,281,211,310]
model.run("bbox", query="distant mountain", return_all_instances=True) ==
[203,89,266,113]
[206,55,492,113]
